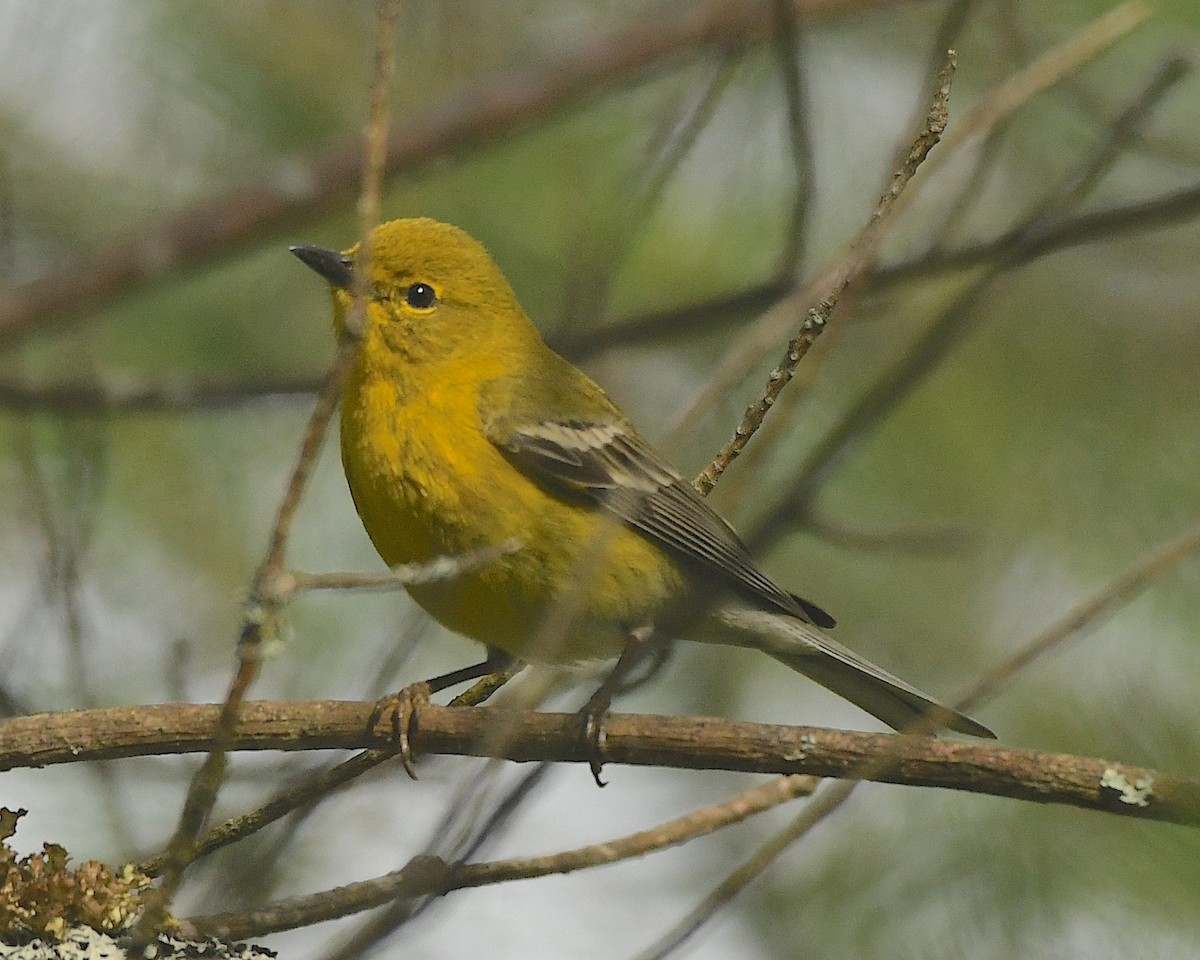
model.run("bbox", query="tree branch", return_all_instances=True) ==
[0,0,874,354]
[692,49,957,495]
[179,773,819,941]
[1,700,1195,826]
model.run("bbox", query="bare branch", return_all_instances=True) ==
[133,3,404,937]
[770,0,816,273]
[2,701,1195,826]
[693,49,957,495]
[876,180,1200,284]
[180,775,818,941]
[635,779,856,960]
[0,0,866,354]
[749,51,1195,549]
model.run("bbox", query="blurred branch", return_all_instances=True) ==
[875,179,1200,284]
[11,517,1198,939]
[0,3,1162,432]
[0,376,319,414]
[647,512,1200,955]
[1024,55,1191,223]
[1,31,1185,423]
[16,508,1200,936]
[929,1,1151,160]
[137,312,360,936]
[748,42,1193,551]
[13,424,134,854]
[555,277,789,361]
[7,166,1198,421]
[802,510,970,554]
[137,664,516,881]
[556,48,744,334]
[956,519,1200,714]
[0,279,788,415]
[0,0,879,355]
[770,0,816,273]
[677,0,1148,461]
[638,55,743,218]
[1,700,1196,825]
[637,778,857,960]
[321,764,553,960]
[693,49,957,496]
[134,2,404,938]
[181,774,819,941]
[896,51,1192,274]
[279,541,521,595]
[744,259,992,554]
[917,2,1009,252]
[994,1,1200,170]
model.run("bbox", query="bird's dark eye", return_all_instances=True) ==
[405,283,437,310]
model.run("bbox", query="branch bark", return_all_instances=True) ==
[2,700,1195,826]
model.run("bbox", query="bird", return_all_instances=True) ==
[291,217,994,739]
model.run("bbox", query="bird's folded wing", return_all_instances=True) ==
[484,413,835,628]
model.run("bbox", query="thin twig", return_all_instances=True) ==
[181,775,817,941]
[877,180,1200,285]
[9,156,1200,423]
[148,500,1200,960]
[130,3,403,940]
[916,1,1000,251]
[635,779,856,960]
[557,49,742,336]
[931,1,1152,161]
[137,664,513,879]
[640,515,1200,956]
[15,425,134,851]
[321,764,553,960]
[1015,54,1191,230]
[770,0,815,274]
[692,49,957,496]
[802,510,970,554]
[748,48,1191,549]
[744,261,1000,554]
[678,0,1148,469]
[139,340,361,926]
[137,749,387,880]
[0,376,319,415]
[994,0,1200,169]
[0,0,836,354]
[956,519,1200,714]
[283,541,521,595]
[637,54,744,232]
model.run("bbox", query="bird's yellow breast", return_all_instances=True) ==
[339,350,686,661]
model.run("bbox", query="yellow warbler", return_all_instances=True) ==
[291,218,993,738]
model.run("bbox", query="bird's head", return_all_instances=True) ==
[291,217,533,363]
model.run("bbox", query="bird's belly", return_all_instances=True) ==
[342,398,685,661]
[402,510,687,663]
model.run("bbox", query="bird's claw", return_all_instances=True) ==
[371,681,431,780]
[581,702,609,788]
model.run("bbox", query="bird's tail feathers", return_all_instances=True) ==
[709,606,995,739]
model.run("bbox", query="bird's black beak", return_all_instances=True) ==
[289,244,354,290]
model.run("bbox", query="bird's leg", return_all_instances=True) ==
[613,633,672,695]
[414,646,516,694]
[580,625,658,787]
[371,647,521,779]
[448,653,526,707]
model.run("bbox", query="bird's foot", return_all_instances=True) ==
[580,684,615,787]
[370,681,430,780]
[579,625,657,787]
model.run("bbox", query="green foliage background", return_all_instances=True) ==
[2,1,1199,957]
